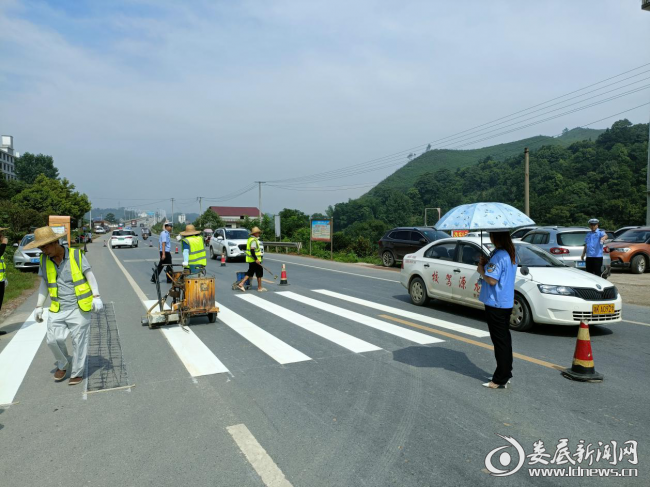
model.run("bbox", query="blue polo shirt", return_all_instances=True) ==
[585,229,606,258]
[479,249,517,309]
[159,229,171,252]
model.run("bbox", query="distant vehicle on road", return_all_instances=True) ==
[606,227,650,274]
[94,226,106,234]
[378,227,450,267]
[111,229,139,248]
[141,228,151,240]
[401,236,621,332]
[209,227,252,261]
[520,226,611,278]
[140,223,145,227]
[613,226,641,239]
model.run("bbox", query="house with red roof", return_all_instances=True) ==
[208,206,260,228]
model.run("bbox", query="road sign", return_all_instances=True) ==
[310,219,333,260]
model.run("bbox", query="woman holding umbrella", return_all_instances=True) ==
[477,231,517,389]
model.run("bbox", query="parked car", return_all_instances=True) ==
[110,230,139,248]
[94,226,106,234]
[12,234,42,271]
[401,237,621,331]
[519,226,611,278]
[209,228,252,261]
[613,226,641,240]
[378,227,450,267]
[510,226,539,241]
[606,227,650,274]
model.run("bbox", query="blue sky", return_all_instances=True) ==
[1,0,649,216]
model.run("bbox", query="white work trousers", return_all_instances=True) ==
[46,308,91,378]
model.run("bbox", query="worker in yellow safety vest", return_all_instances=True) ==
[0,227,8,336]
[236,226,266,292]
[25,226,104,386]
[180,224,207,274]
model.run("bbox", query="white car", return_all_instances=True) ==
[209,228,253,261]
[110,230,139,248]
[400,236,622,332]
[94,226,106,234]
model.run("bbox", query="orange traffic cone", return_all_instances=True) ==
[279,264,289,285]
[220,253,227,267]
[562,322,604,382]
[175,246,179,254]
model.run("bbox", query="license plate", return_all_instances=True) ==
[592,304,615,315]
[31,258,40,263]
[576,261,586,268]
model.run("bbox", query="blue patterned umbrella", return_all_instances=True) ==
[436,202,534,232]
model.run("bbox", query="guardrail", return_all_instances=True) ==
[263,241,303,253]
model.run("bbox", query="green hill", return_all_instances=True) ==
[367,127,604,195]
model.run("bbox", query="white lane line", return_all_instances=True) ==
[123,259,160,263]
[621,319,650,327]
[109,240,229,378]
[142,300,229,377]
[216,303,311,365]
[314,289,491,338]
[264,258,400,283]
[0,309,48,406]
[227,424,293,487]
[237,295,382,354]
[277,292,443,345]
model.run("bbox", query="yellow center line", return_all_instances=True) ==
[379,314,565,371]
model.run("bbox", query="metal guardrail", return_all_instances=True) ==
[263,241,303,253]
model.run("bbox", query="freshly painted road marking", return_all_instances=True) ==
[277,292,443,345]
[380,315,564,371]
[142,300,229,377]
[227,424,293,487]
[237,295,382,353]
[109,244,229,378]
[314,289,491,338]
[123,258,160,263]
[217,303,311,364]
[0,310,48,406]
[621,319,650,327]
[265,258,400,283]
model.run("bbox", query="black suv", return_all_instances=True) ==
[378,227,449,267]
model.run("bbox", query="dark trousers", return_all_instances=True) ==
[485,305,513,385]
[152,251,173,282]
[585,257,603,276]
[0,280,5,311]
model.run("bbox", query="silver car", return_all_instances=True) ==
[520,226,611,278]
[13,234,42,271]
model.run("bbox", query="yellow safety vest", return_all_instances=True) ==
[182,235,207,268]
[0,255,5,282]
[245,236,263,263]
[40,248,93,313]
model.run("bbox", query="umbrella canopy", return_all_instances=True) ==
[436,202,534,232]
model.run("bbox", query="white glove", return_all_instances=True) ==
[182,261,189,267]
[176,235,181,241]
[92,297,104,312]
[35,307,44,323]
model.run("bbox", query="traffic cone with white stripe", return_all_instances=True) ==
[175,246,179,254]
[220,253,226,267]
[279,264,289,285]
[562,322,603,382]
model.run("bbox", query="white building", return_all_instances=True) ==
[1,135,18,180]
[178,213,186,224]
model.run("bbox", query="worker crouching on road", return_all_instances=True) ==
[26,227,104,386]
[237,226,267,292]
[180,224,206,273]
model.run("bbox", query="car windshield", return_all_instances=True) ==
[556,231,587,247]
[613,230,650,243]
[515,244,564,267]
[20,234,35,247]
[113,230,133,236]
[422,229,450,240]
[226,229,249,240]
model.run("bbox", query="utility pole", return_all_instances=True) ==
[646,113,650,225]
[198,196,203,218]
[255,181,265,222]
[171,198,175,234]
[524,147,530,217]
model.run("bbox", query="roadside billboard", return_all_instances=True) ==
[310,219,333,259]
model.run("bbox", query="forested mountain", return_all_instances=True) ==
[329,120,648,240]
[367,127,604,194]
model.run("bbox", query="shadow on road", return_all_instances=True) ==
[393,346,490,382]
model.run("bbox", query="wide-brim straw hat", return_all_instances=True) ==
[250,226,262,235]
[24,226,62,250]
[0,227,8,232]
[180,224,201,236]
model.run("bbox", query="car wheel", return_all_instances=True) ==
[409,276,429,306]
[510,294,533,332]
[209,246,216,260]
[630,255,646,274]
[207,313,217,323]
[382,251,395,267]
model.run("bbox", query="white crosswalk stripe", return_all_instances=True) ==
[313,289,490,338]
[237,295,382,354]
[277,292,444,345]
[217,302,311,364]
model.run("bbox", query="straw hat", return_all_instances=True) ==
[0,227,8,233]
[180,224,201,236]
[250,226,262,235]
[24,226,62,250]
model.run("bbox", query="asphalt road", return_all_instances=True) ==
[1,235,648,486]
